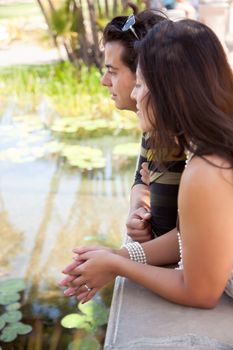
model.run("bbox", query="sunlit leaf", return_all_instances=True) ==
[78,300,109,328]
[61,314,91,331]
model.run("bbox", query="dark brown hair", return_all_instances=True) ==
[102,9,167,73]
[137,19,233,166]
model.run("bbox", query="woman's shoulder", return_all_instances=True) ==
[180,154,233,196]
[179,154,233,231]
[185,154,232,180]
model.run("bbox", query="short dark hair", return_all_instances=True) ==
[138,19,233,166]
[103,10,167,73]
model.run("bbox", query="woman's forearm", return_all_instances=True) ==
[111,256,216,308]
[116,228,179,266]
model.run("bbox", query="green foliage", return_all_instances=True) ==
[49,113,138,139]
[0,63,138,135]
[0,278,32,344]
[0,293,20,306]
[49,3,73,36]
[0,278,26,294]
[61,313,92,331]
[0,326,17,343]
[6,303,21,311]
[61,144,106,170]
[61,300,109,332]
[61,300,109,349]
[78,301,109,329]
[2,311,22,323]
[0,317,5,331]
[0,63,105,98]
[68,336,101,350]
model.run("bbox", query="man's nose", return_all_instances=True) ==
[101,72,111,87]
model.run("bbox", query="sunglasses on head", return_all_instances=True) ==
[122,14,139,40]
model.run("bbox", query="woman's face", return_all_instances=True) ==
[131,66,153,133]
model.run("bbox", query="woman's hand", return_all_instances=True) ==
[60,249,119,303]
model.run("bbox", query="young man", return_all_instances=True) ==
[101,10,185,242]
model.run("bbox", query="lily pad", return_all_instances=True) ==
[6,302,21,311]
[78,300,109,328]
[0,278,26,293]
[0,293,20,305]
[7,322,32,335]
[0,326,17,342]
[0,316,6,330]
[61,314,91,331]
[61,145,106,170]
[2,310,22,323]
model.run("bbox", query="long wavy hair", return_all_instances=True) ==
[137,19,233,166]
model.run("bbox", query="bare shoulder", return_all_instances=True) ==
[179,154,233,211]
[181,154,233,190]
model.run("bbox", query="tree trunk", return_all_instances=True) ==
[113,0,118,16]
[121,0,128,11]
[104,0,109,18]
[36,0,63,60]
[86,0,102,68]
[96,0,102,18]
[72,0,91,66]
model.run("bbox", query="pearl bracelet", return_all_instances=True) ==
[123,242,147,264]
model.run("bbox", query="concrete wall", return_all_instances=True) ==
[104,277,233,350]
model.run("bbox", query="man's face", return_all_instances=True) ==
[101,41,136,112]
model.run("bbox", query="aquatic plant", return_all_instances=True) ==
[0,278,32,343]
[61,300,109,349]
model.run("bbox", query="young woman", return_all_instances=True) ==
[60,19,233,308]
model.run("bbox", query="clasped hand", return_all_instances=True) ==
[59,247,117,304]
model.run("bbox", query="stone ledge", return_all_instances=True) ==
[104,277,233,350]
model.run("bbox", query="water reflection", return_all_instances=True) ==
[0,103,138,348]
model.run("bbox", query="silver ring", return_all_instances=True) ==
[84,284,92,292]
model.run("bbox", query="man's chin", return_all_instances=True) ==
[113,100,124,110]
[115,101,134,112]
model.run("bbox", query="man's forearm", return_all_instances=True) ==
[129,184,150,214]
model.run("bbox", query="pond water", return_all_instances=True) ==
[0,103,138,349]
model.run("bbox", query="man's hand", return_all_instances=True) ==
[140,162,150,186]
[126,207,152,242]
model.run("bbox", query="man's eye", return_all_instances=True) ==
[135,84,141,88]
[108,70,116,75]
